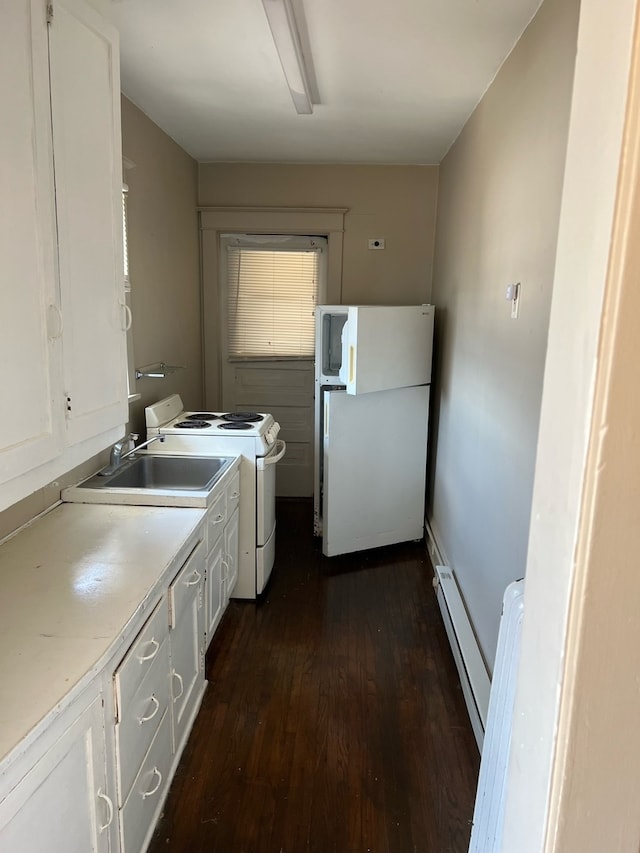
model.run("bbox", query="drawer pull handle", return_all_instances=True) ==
[137,638,160,662]
[185,569,202,586]
[172,669,184,700]
[138,695,160,725]
[141,767,162,800]
[211,513,224,524]
[97,789,114,831]
[230,490,240,499]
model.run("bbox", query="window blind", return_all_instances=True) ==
[225,241,322,358]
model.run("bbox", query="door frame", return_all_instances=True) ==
[502,0,640,850]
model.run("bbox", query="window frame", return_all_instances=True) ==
[199,205,346,409]
[122,180,138,400]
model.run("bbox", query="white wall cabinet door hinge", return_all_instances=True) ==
[46,2,54,24]
[65,394,72,416]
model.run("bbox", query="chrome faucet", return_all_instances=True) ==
[119,434,166,461]
[110,433,137,468]
[99,433,165,476]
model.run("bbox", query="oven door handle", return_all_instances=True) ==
[257,439,286,469]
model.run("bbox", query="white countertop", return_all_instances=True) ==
[0,502,205,766]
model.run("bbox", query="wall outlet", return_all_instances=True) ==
[368,238,385,250]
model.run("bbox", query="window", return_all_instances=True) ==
[222,234,327,359]
[122,181,137,398]
[122,183,130,290]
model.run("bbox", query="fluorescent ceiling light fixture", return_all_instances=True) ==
[262,0,314,115]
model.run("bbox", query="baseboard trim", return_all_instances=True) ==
[429,545,491,752]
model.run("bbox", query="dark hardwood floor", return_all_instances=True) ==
[149,499,479,853]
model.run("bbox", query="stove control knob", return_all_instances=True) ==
[265,422,280,445]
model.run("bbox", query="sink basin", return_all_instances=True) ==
[93,454,230,491]
[62,453,236,508]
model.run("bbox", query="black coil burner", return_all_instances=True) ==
[218,422,254,431]
[174,419,211,429]
[221,412,263,423]
[185,413,218,420]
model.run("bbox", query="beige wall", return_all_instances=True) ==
[198,164,438,305]
[429,0,580,668]
[121,97,203,436]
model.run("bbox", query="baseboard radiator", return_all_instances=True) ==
[468,579,524,853]
[433,565,491,750]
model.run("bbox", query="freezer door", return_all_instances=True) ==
[322,385,429,557]
[340,305,434,395]
[315,305,348,385]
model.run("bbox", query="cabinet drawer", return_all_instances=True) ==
[120,710,172,853]
[226,469,240,518]
[115,599,168,719]
[206,489,226,552]
[169,540,205,627]
[116,637,170,805]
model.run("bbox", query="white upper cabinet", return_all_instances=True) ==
[0,0,128,504]
[48,0,128,445]
[0,0,63,485]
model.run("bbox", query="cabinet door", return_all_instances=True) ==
[205,536,224,648]
[225,507,240,600]
[0,0,63,486]
[0,696,113,853]
[169,548,205,754]
[48,0,128,445]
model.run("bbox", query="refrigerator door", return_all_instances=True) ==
[340,305,434,395]
[322,385,429,557]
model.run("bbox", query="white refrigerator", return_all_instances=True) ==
[314,304,435,557]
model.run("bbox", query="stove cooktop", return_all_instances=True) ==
[158,410,274,437]
[145,395,276,439]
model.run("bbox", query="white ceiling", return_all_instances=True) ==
[112,0,542,165]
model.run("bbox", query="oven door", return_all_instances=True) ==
[256,439,286,546]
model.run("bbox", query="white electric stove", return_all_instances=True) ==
[145,395,285,599]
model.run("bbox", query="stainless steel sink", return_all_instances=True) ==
[82,454,233,492]
[61,452,238,508]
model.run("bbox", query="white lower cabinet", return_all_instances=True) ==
[0,694,114,853]
[114,537,206,852]
[204,468,240,650]
[1,479,241,853]
[169,540,206,755]
[120,711,172,853]
[114,599,170,809]
[225,507,240,600]
[205,535,225,643]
